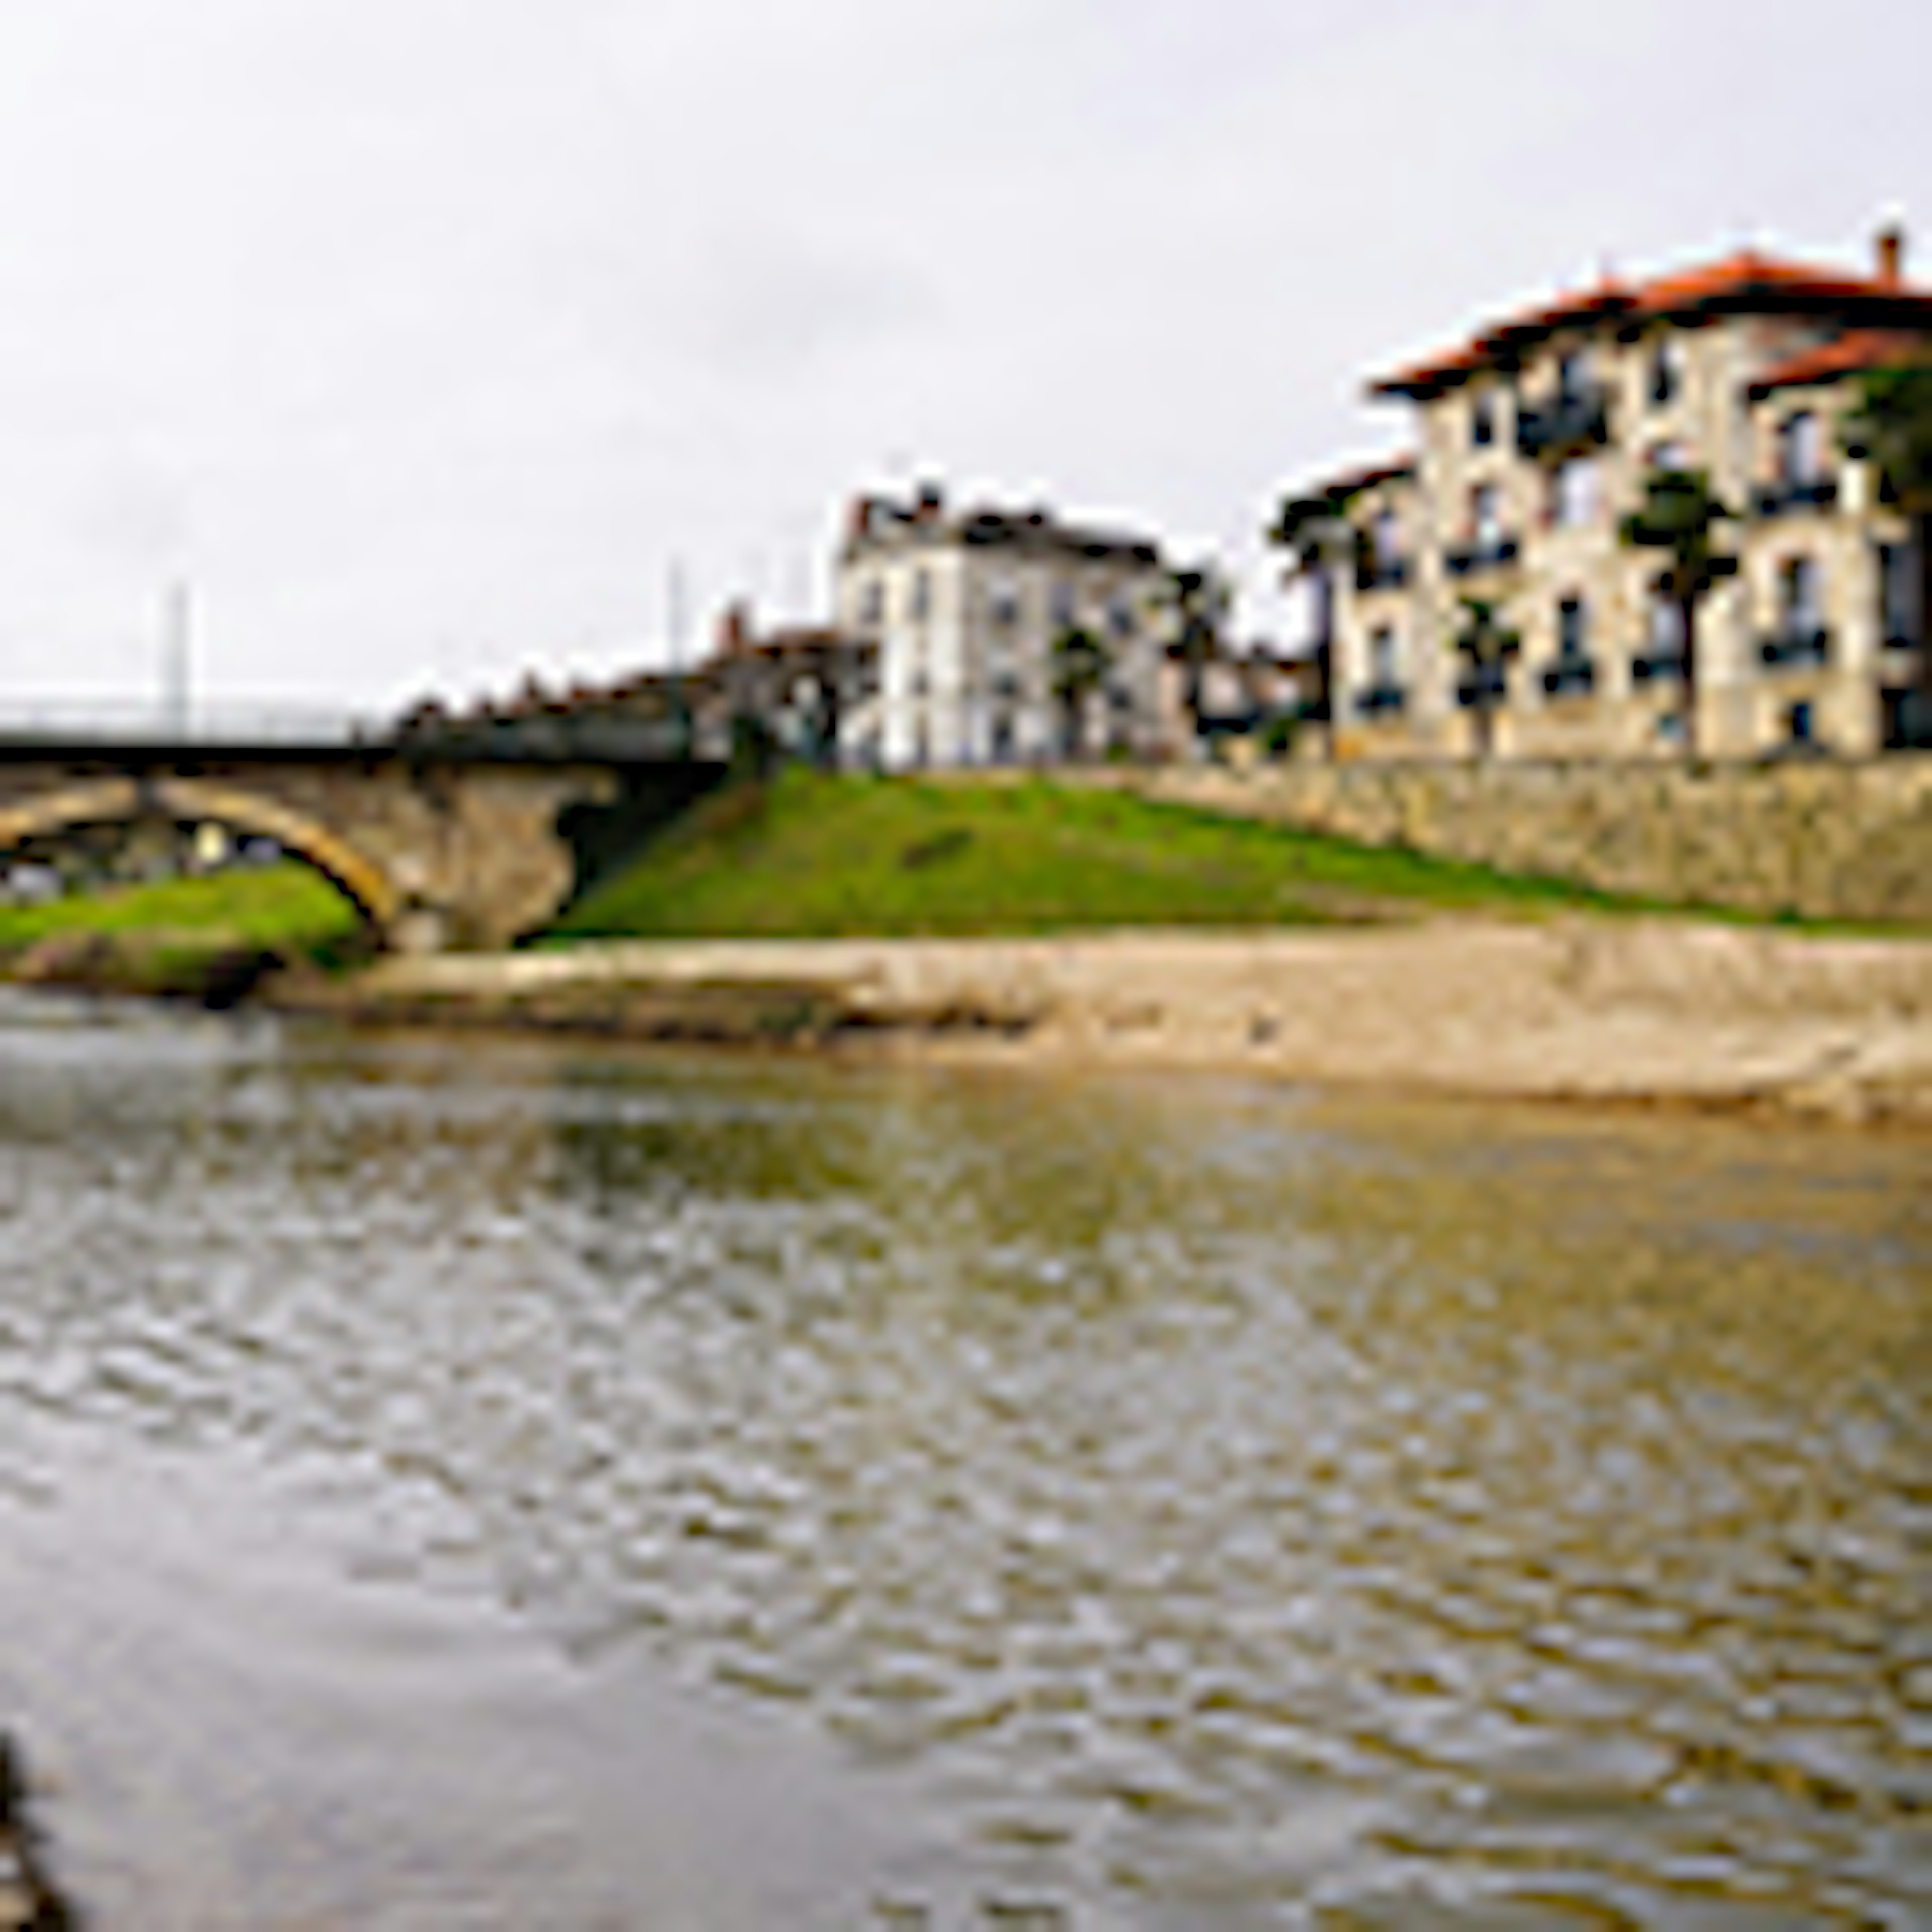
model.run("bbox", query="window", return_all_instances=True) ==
[988,578,1020,627]
[1787,700,1815,746]
[858,577,884,626]
[1471,389,1496,447]
[1050,580,1076,629]
[1370,625,1400,687]
[1880,543,1917,643]
[1557,350,1587,401]
[1552,456,1599,528]
[911,568,932,621]
[1372,507,1400,565]
[1781,555,1822,632]
[1558,597,1589,661]
[1650,339,1682,407]
[1647,578,1684,652]
[1471,482,1501,547]
[1779,411,1825,486]
[1647,439,1688,473]
[1107,595,1135,640]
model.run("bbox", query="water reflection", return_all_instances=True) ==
[1,992,1927,1924]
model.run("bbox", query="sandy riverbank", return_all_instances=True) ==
[268,918,1932,1128]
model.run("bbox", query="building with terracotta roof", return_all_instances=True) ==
[835,484,1182,768]
[1287,223,1932,760]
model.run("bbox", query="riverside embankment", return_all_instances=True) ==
[272,918,1932,1126]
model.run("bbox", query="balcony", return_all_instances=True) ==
[1356,556,1409,592]
[1759,626,1831,670]
[1454,667,1508,709]
[1631,649,1688,685]
[1750,476,1838,519]
[1515,384,1613,460]
[1353,683,1407,718]
[1445,535,1520,578]
[1540,656,1597,699]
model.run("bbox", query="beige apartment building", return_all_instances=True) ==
[1286,226,1932,760]
[835,486,1178,769]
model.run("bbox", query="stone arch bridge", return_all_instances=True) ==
[0,740,720,950]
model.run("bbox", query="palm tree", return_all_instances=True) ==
[1846,355,1932,743]
[1452,597,1520,758]
[1049,625,1109,760]
[1619,466,1738,758]
[1160,566,1230,754]
[1268,497,1355,758]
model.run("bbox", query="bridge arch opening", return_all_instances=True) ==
[0,776,403,942]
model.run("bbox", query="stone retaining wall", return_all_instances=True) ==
[1052,756,1932,924]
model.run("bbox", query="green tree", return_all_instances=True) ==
[1619,467,1738,758]
[1049,625,1110,759]
[1452,597,1520,758]
[1846,356,1932,742]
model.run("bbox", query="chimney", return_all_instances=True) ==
[1876,220,1906,288]
[915,480,943,522]
[719,599,752,658]
[846,494,876,544]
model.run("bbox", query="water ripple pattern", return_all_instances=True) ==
[1,992,1928,1926]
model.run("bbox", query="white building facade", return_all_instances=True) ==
[835,487,1177,769]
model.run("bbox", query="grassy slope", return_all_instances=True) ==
[548,769,1647,941]
[0,863,363,962]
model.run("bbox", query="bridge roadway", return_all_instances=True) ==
[0,723,718,950]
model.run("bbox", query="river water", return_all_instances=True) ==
[0,989,1927,1928]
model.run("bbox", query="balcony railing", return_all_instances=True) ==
[1631,648,1689,685]
[1540,656,1597,698]
[1454,668,1508,709]
[1750,476,1838,519]
[1759,626,1831,670]
[1356,556,1409,592]
[1445,535,1520,578]
[1515,384,1613,459]
[1353,683,1407,718]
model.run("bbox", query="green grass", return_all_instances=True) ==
[0,863,365,963]
[546,768,1651,942]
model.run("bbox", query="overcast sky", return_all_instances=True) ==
[0,0,1923,719]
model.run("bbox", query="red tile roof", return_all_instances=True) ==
[1748,328,1930,396]
[1371,248,1932,397]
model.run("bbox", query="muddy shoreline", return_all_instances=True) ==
[240,919,1932,1130]
[8,916,1931,1128]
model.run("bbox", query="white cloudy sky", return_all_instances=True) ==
[0,0,1922,718]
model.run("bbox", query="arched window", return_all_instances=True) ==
[1650,339,1683,406]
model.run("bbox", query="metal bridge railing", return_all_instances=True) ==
[0,700,389,747]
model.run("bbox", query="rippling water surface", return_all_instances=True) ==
[1,988,1928,1927]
